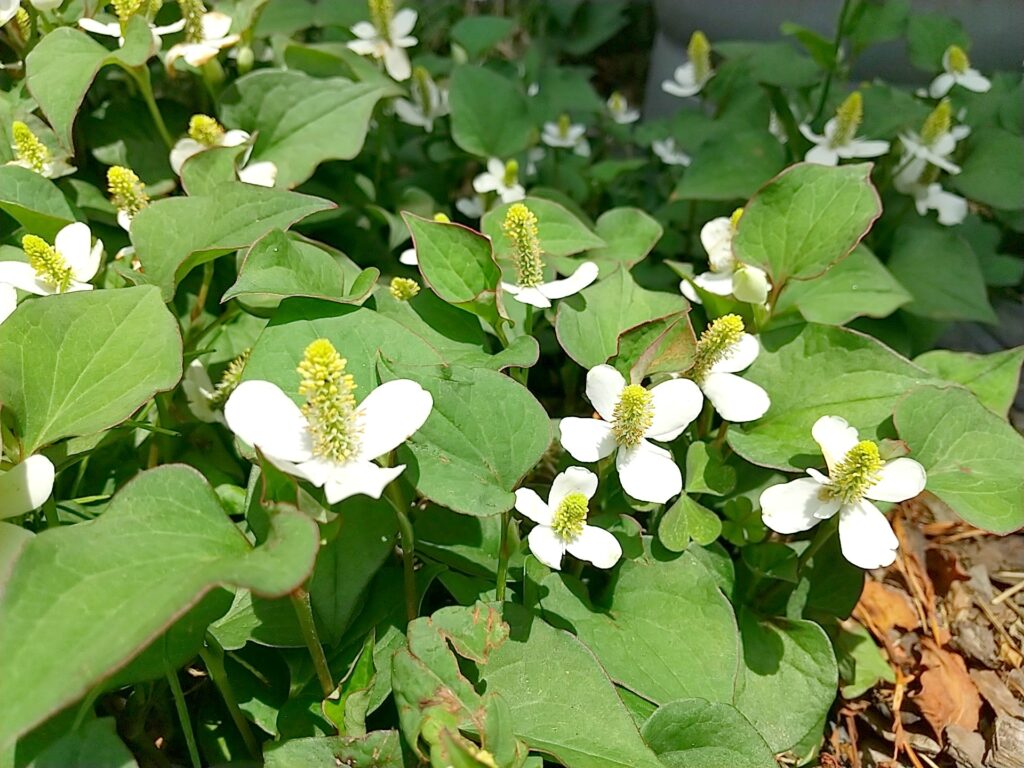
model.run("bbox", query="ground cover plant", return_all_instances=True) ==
[0,0,1022,766]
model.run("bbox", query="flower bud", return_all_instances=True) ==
[732,265,770,305]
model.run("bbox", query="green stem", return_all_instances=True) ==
[764,85,805,160]
[290,588,334,698]
[130,66,174,149]
[710,421,729,451]
[390,489,418,623]
[200,636,260,759]
[810,0,853,125]
[495,510,513,601]
[165,667,201,768]
[42,497,59,528]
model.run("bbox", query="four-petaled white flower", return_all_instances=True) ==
[0,222,103,296]
[0,283,16,326]
[800,92,889,167]
[898,119,970,175]
[541,116,590,157]
[559,365,703,504]
[78,14,185,49]
[165,11,239,69]
[606,92,640,125]
[502,262,599,309]
[652,137,691,167]
[225,339,432,504]
[680,212,771,305]
[473,158,525,203]
[685,315,770,423]
[0,454,55,519]
[760,416,927,569]
[662,30,713,97]
[394,67,449,132]
[929,45,991,98]
[347,6,417,81]
[515,467,622,571]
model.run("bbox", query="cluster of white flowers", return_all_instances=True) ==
[170,114,277,187]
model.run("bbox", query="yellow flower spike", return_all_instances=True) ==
[690,314,745,383]
[389,277,420,301]
[920,98,952,146]
[369,0,393,38]
[609,91,626,113]
[210,349,250,406]
[178,0,207,44]
[557,113,571,139]
[107,166,150,217]
[551,491,589,542]
[688,30,712,83]
[828,440,884,503]
[297,339,362,463]
[831,91,863,146]
[432,213,451,223]
[945,44,969,74]
[411,66,432,110]
[22,234,73,293]
[11,121,50,175]
[611,384,654,448]
[188,114,225,146]
[729,207,744,231]
[112,0,145,22]
[502,203,544,288]
[15,8,30,38]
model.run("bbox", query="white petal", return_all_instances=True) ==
[399,248,418,266]
[700,217,732,261]
[840,138,890,159]
[224,380,313,463]
[514,487,553,526]
[539,261,598,302]
[117,209,133,232]
[615,440,681,504]
[182,360,223,424]
[78,18,120,36]
[710,332,760,374]
[356,379,433,460]
[701,372,770,423]
[645,378,703,440]
[812,415,859,475]
[220,129,250,148]
[760,478,838,534]
[238,160,277,187]
[680,279,701,304]
[926,185,968,226]
[558,417,616,463]
[928,73,955,98]
[798,123,825,143]
[528,526,566,570]
[485,158,504,177]
[65,235,102,284]
[169,138,203,175]
[347,38,379,55]
[393,98,428,127]
[350,21,378,40]
[182,42,223,67]
[549,466,598,508]
[958,70,991,93]
[54,222,91,271]
[508,286,550,308]
[585,364,625,422]
[390,8,418,38]
[0,262,49,296]
[0,455,55,519]
[472,171,500,194]
[0,284,16,325]
[0,2,18,26]
[383,45,411,81]
[693,270,735,296]
[499,184,526,203]
[865,457,926,503]
[153,19,186,36]
[805,144,839,166]
[201,11,233,40]
[838,500,898,569]
[731,265,770,304]
[323,461,405,504]
[567,525,622,569]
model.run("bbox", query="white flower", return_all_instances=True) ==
[898,124,970,175]
[394,67,449,132]
[541,116,590,157]
[473,158,525,203]
[224,339,432,504]
[78,14,185,49]
[684,315,770,423]
[662,30,713,97]
[502,262,598,309]
[515,467,622,571]
[760,416,927,569]
[680,212,771,305]
[0,283,15,325]
[606,91,640,125]
[0,222,102,296]
[237,160,277,187]
[165,11,239,69]
[559,365,702,504]
[929,45,991,98]
[800,92,889,166]
[0,455,55,519]
[893,161,968,226]
[347,6,417,81]
[0,0,60,27]
[455,195,485,220]
[169,115,250,176]
[651,137,691,167]
[183,360,225,424]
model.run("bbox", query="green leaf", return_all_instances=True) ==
[734,611,837,754]
[642,699,776,768]
[130,182,333,300]
[906,13,969,71]
[555,269,688,368]
[0,465,319,750]
[894,384,1024,534]
[550,207,662,276]
[914,347,1024,418]
[264,730,403,768]
[404,213,501,303]
[729,324,934,471]
[450,15,516,58]
[780,24,837,70]
[0,286,182,454]
[27,718,137,768]
[219,70,393,187]
[539,550,740,707]
[685,442,737,497]
[775,246,911,325]
[179,143,248,195]
[672,130,787,201]
[620,312,697,383]
[659,494,723,552]
[733,163,881,287]
[951,128,1024,211]
[25,17,154,149]
[0,165,77,239]
[449,65,533,158]
[887,225,996,323]
[833,621,895,699]
[482,197,606,261]
[715,41,821,87]
[378,362,551,517]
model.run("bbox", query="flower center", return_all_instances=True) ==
[297,339,363,464]
[826,440,884,504]
[612,384,654,448]
[920,99,951,147]
[688,30,711,83]
[12,121,50,175]
[210,348,250,406]
[389,277,419,301]
[946,44,969,74]
[502,203,544,288]
[369,0,393,38]
[502,159,519,188]
[557,113,571,139]
[112,0,144,23]
[22,234,73,292]
[551,491,588,542]
[188,114,224,146]
[14,8,30,38]
[690,314,745,383]
[179,0,206,43]
[831,91,863,147]
[107,166,149,217]
[609,91,626,115]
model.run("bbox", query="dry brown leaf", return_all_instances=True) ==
[970,669,1024,719]
[856,581,920,635]
[893,513,948,644]
[914,639,982,739]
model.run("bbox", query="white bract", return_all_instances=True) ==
[347,4,417,81]
[183,360,225,424]
[454,195,485,220]
[0,223,102,296]
[680,211,771,305]
[169,115,250,175]
[929,45,991,98]
[800,92,889,166]
[165,10,239,69]
[541,115,590,157]
[0,284,16,326]
[225,339,432,504]
[606,92,640,124]
[893,163,968,226]
[559,365,702,504]
[760,416,927,569]
[394,67,449,132]
[473,158,525,203]
[685,315,770,423]
[237,160,278,187]
[515,467,622,571]
[662,30,713,97]
[651,137,691,167]
[78,14,185,49]
[0,455,55,519]
[0,0,61,27]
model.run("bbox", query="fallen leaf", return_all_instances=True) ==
[970,669,1024,719]
[914,639,982,740]
[856,581,920,636]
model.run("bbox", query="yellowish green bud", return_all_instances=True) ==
[369,0,393,38]
[107,166,149,217]
[609,91,625,113]
[11,121,50,175]
[732,265,769,305]
[22,234,73,293]
[389,277,420,301]
[502,203,544,288]
[557,113,571,139]
[15,8,30,38]
[210,348,250,406]
[236,45,255,74]
[179,0,207,44]
[432,213,451,223]
[945,44,969,74]
[920,98,951,146]
[729,207,744,230]
[831,91,863,146]
[690,314,745,382]
[188,114,224,146]
[297,339,362,464]
[502,159,519,188]
[612,384,654,448]
[827,440,883,503]
[688,30,711,83]
[551,491,588,542]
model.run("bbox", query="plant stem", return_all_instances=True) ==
[495,510,513,601]
[391,492,418,623]
[42,497,59,528]
[711,421,729,451]
[165,667,201,768]
[200,636,260,759]
[810,0,853,125]
[130,66,174,149]
[290,588,334,698]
